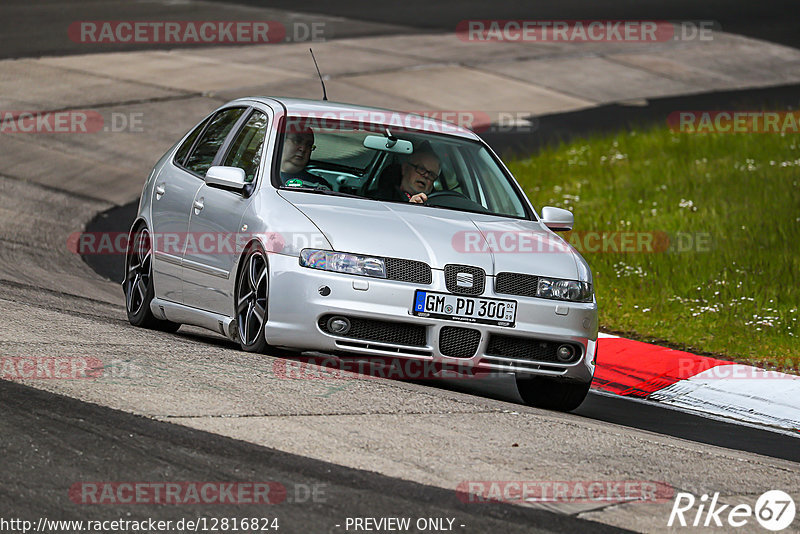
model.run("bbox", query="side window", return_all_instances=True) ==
[222,111,268,183]
[184,108,245,177]
[173,116,211,167]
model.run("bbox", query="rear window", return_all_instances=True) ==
[173,116,211,167]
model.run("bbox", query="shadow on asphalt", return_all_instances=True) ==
[0,379,629,533]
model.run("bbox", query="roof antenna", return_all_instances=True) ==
[309,48,327,101]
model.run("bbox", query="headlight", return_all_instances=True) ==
[299,249,387,279]
[537,277,593,303]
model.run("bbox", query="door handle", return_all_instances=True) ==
[193,198,204,213]
[155,184,166,200]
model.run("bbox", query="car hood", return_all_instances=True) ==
[279,191,582,279]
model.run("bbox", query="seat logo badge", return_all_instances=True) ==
[456,272,474,288]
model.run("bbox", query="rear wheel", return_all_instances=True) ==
[515,376,591,412]
[235,245,269,353]
[124,225,180,332]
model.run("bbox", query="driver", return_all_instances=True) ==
[377,142,441,203]
[279,127,332,189]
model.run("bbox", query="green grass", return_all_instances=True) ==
[508,127,800,371]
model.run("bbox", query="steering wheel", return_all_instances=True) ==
[423,190,489,212]
[424,190,468,203]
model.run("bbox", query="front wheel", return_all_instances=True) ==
[516,376,591,412]
[235,245,269,353]
[123,225,180,332]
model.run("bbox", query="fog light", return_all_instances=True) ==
[556,344,575,362]
[327,316,351,335]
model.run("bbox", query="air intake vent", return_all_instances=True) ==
[439,326,481,358]
[319,315,426,347]
[486,334,581,363]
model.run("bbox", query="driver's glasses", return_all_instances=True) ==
[410,163,437,181]
[286,134,315,152]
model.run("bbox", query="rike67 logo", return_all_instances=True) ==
[668,490,796,531]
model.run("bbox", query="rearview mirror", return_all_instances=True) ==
[540,206,574,232]
[205,166,246,190]
[363,135,413,154]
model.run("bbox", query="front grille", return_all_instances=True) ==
[385,258,432,284]
[496,272,539,298]
[486,334,581,363]
[319,315,426,347]
[444,264,485,295]
[438,326,481,358]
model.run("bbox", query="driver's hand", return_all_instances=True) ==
[409,192,427,204]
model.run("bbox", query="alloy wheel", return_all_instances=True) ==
[237,250,268,346]
[125,227,152,316]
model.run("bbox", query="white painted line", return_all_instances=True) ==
[597,332,619,339]
[590,388,800,438]
[649,365,800,432]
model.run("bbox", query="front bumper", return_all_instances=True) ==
[264,254,597,382]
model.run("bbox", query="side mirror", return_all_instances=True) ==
[540,206,574,232]
[205,166,246,191]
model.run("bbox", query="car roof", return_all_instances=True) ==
[230,96,482,141]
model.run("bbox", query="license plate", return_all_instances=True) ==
[412,290,516,327]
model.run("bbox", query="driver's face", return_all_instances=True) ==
[281,132,314,174]
[400,153,439,195]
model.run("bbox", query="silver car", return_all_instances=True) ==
[124,97,598,411]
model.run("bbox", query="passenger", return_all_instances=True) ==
[376,142,441,203]
[279,128,332,188]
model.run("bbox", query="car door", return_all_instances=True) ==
[151,107,246,304]
[182,108,271,315]
[149,116,211,303]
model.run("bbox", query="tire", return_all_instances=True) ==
[235,244,269,353]
[123,225,181,332]
[515,376,591,412]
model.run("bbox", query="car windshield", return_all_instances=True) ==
[274,117,530,219]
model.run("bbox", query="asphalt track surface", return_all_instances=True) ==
[233,0,800,48]
[2,0,800,59]
[1,380,627,533]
